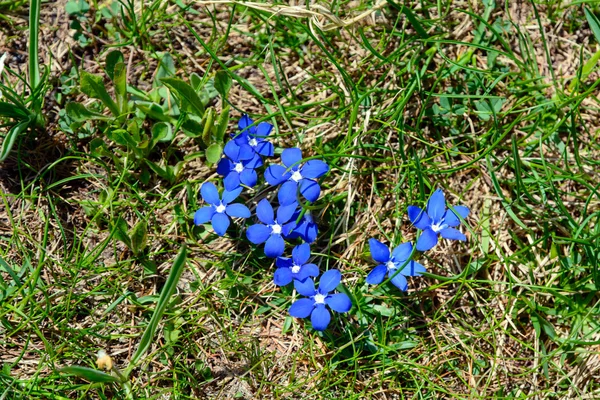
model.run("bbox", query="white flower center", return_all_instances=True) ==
[291,264,301,274]
[271,224,282,235]
[248,138,258,147]
[385,260,396,271]
[291,170,303,182]
[234,163,244,173]
[313,293,326,304]
[431,220,448,233]
[215,203,226,213]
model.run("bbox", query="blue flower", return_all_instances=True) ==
[217,141,263,190]
[408,189,470,251]
[246,199,298,258]
[289,270,352,331]
[264,148,329,205]
[274,243,319,286]
[193,182,251,236]
[287,209,318,243]
[366,239,426,291]
[233,115,274,157]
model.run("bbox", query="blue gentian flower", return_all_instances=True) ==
[287,209,318,243]
[366,239,426,291]
[274,243,319,286]
[289,270,351,331]
[408,189,470,251]
[233,114,274,157]
[193,182,250,236]
[217,141,263,190]
[264,148,329,205]
[246,198,298,258]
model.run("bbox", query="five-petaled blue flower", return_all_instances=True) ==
[366,239,426,291]
[274,243,319,286]
[233,115,274,157]
[265,148,329,205]
[408,189,470,251]
[217,141,263,190]
[194,182,250,236]
[289,270,351,331]
[287,209,318,243]
[246,199,298,258]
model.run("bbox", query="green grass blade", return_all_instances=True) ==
[0,118,30,162]
[127,245,187,371]
[29,0,41,93]
[585,7,600,44]
[59,366,120,383]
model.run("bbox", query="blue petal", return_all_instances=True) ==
[276,256,291,269]
[301,160,329,179]
[264,234,285,258]
[221,187,242,204]
[256,198,275,224]
[217,158,232,176]
[299,179,321,202]
[274,268,293,286]
[444,205,470,227]
[391,242,413,263]
[238,114,253,130]
[289,298,314,318]
[194,206,214,225]
[237,143,255,160]
[369,238,390,263]
[281,147,303,168]
[200,182,220,205]
[296,263,319,281]
[211,213,230,236]
[278,181,298,205]
[407,206,431,230]
[365,264,387,285]
[400,261,426,277]
[233,131,248,144]
[277,202,298,224]
[318,269,341,293]
[256,121,273,137]
[282,221,297,237]
[326,293,351,313]
[223,171,240,191]
[311,305,331,331]
[390,272,408,291]
[305,222,318,243]
[223,140,241,161]
[225,203,251,218]
[246,224,270,244]
[265,165,288,185]
[416,228,439,251]
[426,189,446,223]
[256,141,274,157]
[294,277,316,296]
[439,227,466,241]
[240,169,257,187]
[293,243,311,265]
[245,154,263,169]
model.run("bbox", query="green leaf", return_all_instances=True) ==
[214,105,230,142]
[154,53,175,88]
[128,246,187,371]
[59,366,119,383]
[80,71,119,117]
[160,77,205,117]
[205,143,223,164]
[202,107,214,145]
[105,50,125,81]
[181,114,204,139]
[111,217,131,248]
[135,101,171,122]
[214,70,232,98]
[0,118,30,162]
[66,102,110,122]
[146,159,174,182]
[0,101,28,118]
[585,7,600,44]
[190,72,203,91]
[65,0,90,15]
[130,220,148,256]
[151,122,173,146]
[113,63,127,115]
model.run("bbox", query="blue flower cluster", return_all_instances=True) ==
[194,115,351,331]
[367,189,469,291]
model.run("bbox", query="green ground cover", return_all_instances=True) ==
[1,0,600,398]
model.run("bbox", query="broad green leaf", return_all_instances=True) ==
[80,71,119,116]
[151,122,173,145]
[201,108,214,145]
[214,105,230,142]
[181,114,203,139]
[105,50,124,81]
[205,143,223,164]
[214,70,232,98]
[135,101,171,122]
[146,159,174,181]
[111,217,130,248]
[128,245,187,370]
[0,118,30,162]
[65,102,110,122]
[113,62,127,114]
[190,72,203,91]
[585,7,600,44]
[59,366,119,383]
[160,77,205,117]
[65,0,90,15]
[130,220,148,256]
[154,53,175,88]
